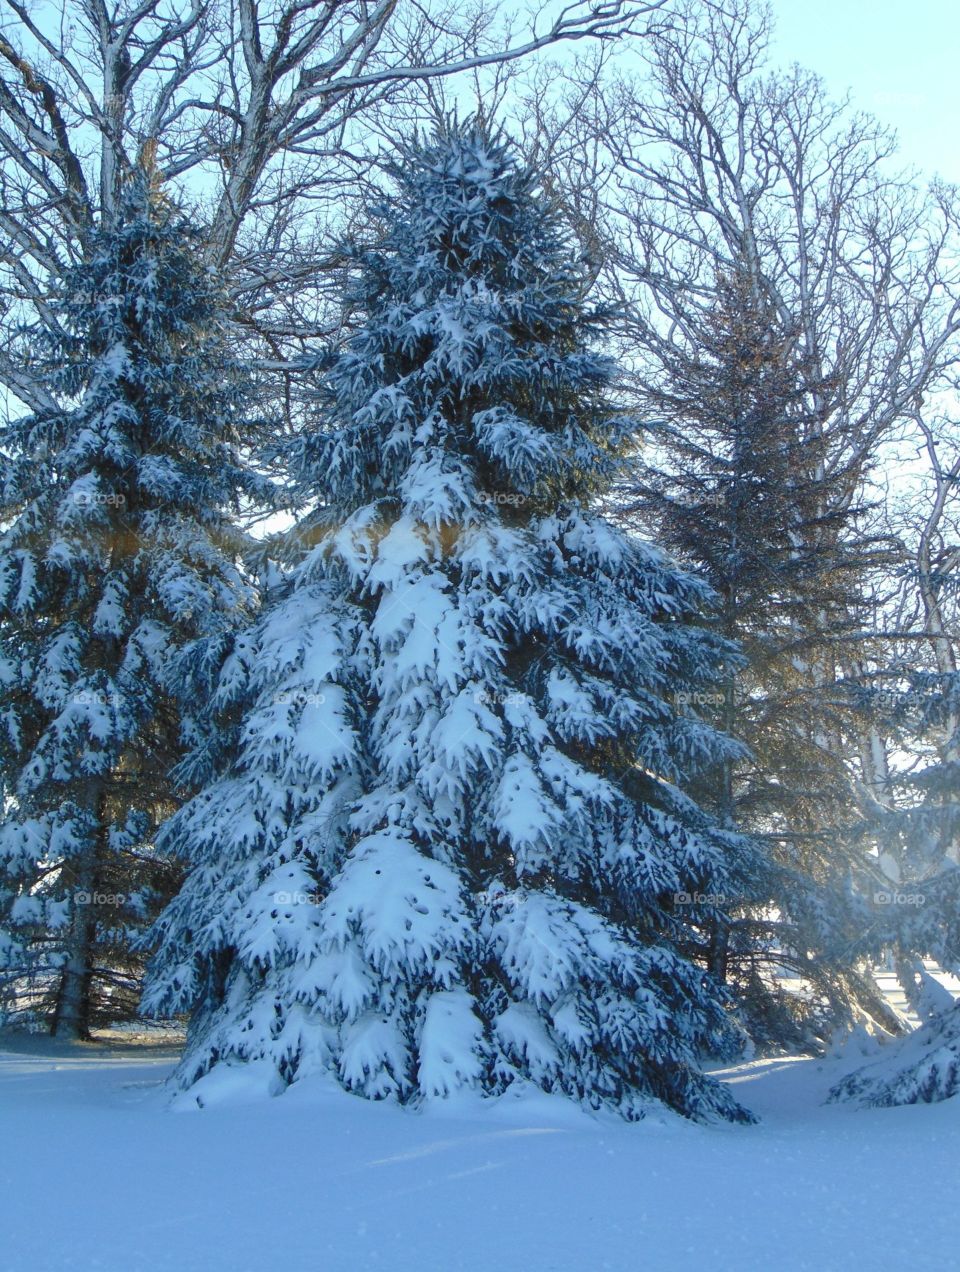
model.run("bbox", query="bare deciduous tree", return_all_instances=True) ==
[0,0,670,406]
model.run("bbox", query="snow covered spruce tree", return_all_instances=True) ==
[146,121,755,1121]
[0,169,270,1038]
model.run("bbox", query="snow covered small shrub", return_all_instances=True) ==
[830,1000,960,1107]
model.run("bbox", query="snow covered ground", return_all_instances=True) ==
[3,1027,959,1272]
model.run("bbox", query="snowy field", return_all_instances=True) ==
[3,1027,959,1272]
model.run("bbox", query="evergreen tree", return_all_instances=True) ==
[146,122,756,1122]
[856,667,960,990]
[0,171,272,1038]
[622,266,900,1049]
[828,668,960,1107]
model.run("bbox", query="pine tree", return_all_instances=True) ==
[146,122,756,1122]
[905,672,960,933]
[828,668,960,1107]
[0,171,272,1038]
[621,265,901,1049]
[857,667,960,985]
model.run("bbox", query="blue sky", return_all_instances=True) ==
[768,0,960,182]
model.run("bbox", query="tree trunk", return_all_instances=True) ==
[51,881,97,1041]
[51,787,107,1041]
